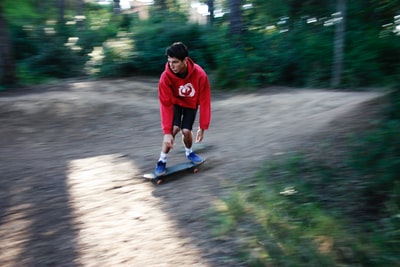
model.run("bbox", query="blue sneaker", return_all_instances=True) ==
[154,161,166,176]
[187,152,204,164]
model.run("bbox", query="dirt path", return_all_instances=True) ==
[0,78,381,266]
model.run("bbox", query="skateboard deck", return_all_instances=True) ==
[143,160,205,185]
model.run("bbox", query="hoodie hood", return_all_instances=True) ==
[164,57,196,80]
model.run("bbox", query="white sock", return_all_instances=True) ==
[185,147,193,156]
[159,152,167,163]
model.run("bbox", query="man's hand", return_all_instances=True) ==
[196,129,204,143]
[163,134,174,149]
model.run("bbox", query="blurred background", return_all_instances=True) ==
[0,0,399,89]
[1,1,400,266]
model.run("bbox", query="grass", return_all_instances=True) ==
[208,90,400,266]
[209,154,399,266]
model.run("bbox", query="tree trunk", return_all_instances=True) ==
[113,0,121,14]
[331,0,346,87]
[76,0,85,28]
[207,0,214,26]
[229,0,242,35]
[76,0,84,16]
[0,2,17,85]
[57,0,65,26]
[154,0,166,10]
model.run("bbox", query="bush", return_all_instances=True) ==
[348,85,400,219]
[7,2,398,88]
[130,17,210,75]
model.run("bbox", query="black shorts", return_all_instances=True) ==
[173,105,198,130]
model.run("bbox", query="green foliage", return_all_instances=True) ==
[384,87,400,121]
[348,86,400,220]
[4,0,40,26]
[210,148,400,266]
[209,23,336,89]
[130,17,210,75]
[376,35,400,85]
[5,1,128,83]
[4,0,399,88]
[344,30,400,87]
[209,87,400,265]
[210,31,288,89]
[209,160,340,266]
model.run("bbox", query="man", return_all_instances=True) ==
[155,42,211,176]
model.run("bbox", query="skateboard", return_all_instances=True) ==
[143,160,205,185]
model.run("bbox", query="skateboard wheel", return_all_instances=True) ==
[156,179,163,185]
[193,168,199,173]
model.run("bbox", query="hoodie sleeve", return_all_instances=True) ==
[198,75,211,130]
[158,74,174,134]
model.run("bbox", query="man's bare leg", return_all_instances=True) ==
[181,128,193,151]
[161,126,181,154]
[155,126,181,175]
[182,128,203,163]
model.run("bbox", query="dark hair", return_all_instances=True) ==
[165,42,188,61]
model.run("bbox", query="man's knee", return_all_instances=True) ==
[172,126,180,136]
[181,128,192,137]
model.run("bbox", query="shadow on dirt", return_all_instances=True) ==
[0,156,80,266]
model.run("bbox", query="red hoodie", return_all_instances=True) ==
[158,58,211,134]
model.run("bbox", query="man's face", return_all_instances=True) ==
[167,56,187,74]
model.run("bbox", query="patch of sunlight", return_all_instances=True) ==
[103,34,134,58]
[395,24,400,35]
[266,25,276,31]
[85,34,133,74]
[46,20,57,25]
[44,27,56,35]
[136,0,154,4]
[85,46,104,75]
[66,154,204,265]
[65,37,82,52]
[307,17,317,24]
[88,14,111,31]
[98,0,132,9]
[0,204,33,264]
[314,235,334,254]
[279,186,297,196]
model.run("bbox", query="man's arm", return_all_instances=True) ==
[196,128,204,143]
[158,77,174,135]
[198,75,211,132]
[163,134,174,149]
